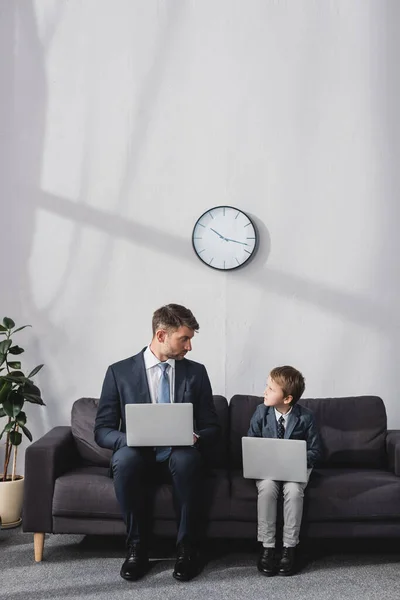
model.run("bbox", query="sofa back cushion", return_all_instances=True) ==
[71,395,229,468]
[229,395,387,469]
[209,395,229,468]
[300,396,387,468]
[230,395,263,469]
[71,398,112,467]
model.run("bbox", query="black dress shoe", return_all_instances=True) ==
[257,547,276,576]
[278,546,296,576]
[173,542,201,582]
[120,543,149,581]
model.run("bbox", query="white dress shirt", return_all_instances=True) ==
[143,346,175,403]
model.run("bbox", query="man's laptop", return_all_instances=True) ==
[242,437,307,483]
[125,403,193,447]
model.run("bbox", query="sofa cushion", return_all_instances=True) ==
[230,395,263,469]
[52,466,232,521]
[229,395,387,469]
[71,395,229,468]
[304,468,400,521]
[208,395,229,468]
[53,466,118,518]
[229,467,400,524]
[300,397,387,468]
[71,398,113,467]
[230,470,257,522]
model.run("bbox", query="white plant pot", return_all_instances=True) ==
[0,475,24,527]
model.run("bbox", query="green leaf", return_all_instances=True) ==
[0,354,5,367]
[0,325,7,331]
[12,325,31,334]
[8,345,24,355]
[5,370,24,378]
[21,425,32,442]
[0,407,6,417]
[2,391,24,417]
[24,381,42,396]
[28,364,44,378]
[9,430,22,446]
[16,411,27,426]
[0,339,12,355]
[1,373,27,384]
[0,380,12,404]
[8,361,21,369]
[22,393,45,406]
[3,317,15,329]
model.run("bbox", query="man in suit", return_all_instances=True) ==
[94,304,220,582]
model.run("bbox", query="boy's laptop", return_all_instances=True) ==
[125,403,193,447]
[242,437,307,483]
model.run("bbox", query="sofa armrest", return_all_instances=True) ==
[386,430,400,476]
[23,426,81,533]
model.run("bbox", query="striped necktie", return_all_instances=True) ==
[155,363,171,462]
[277,415,285,439]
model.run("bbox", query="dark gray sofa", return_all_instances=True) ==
[23,395,400,561]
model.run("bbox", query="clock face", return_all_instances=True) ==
[192,206,258,270]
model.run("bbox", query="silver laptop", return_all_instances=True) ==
[242,437,307,483]
[125,403,193,447]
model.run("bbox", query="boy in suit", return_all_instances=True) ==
[94,304,220,582]
[248,366,321,576]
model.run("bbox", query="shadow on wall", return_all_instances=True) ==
[38,0,185,319]
[0,1,63,468]
[33,193,400,335]
[378,0,400,407]
[0,0,189,451]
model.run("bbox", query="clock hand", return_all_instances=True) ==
[225,237,249,246]
[210,228,228,241]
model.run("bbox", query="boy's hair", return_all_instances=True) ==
[152,304,199,335]
[270,366,305,405]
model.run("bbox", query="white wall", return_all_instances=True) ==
[1,0,400,473]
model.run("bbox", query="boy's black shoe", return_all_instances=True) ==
[173,541,202,582]
[120,543,149,581]
[278,546,296,576]
[257,547,276,576]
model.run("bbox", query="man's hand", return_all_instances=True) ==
[193,433,200,445]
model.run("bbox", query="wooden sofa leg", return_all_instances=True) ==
[34,533,45,562]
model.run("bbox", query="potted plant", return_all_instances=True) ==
[0,317,45,528]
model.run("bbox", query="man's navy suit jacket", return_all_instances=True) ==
[94,349,220,454]
[247,403,321,468]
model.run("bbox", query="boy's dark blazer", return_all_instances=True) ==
[94,348,220,454]
[247,403,321,468]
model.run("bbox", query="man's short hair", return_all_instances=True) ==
[270,365,305,405]
[152,304,199,335]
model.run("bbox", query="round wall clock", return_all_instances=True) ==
[192,206,258,270]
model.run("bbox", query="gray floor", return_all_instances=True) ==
[2,528,400,600]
